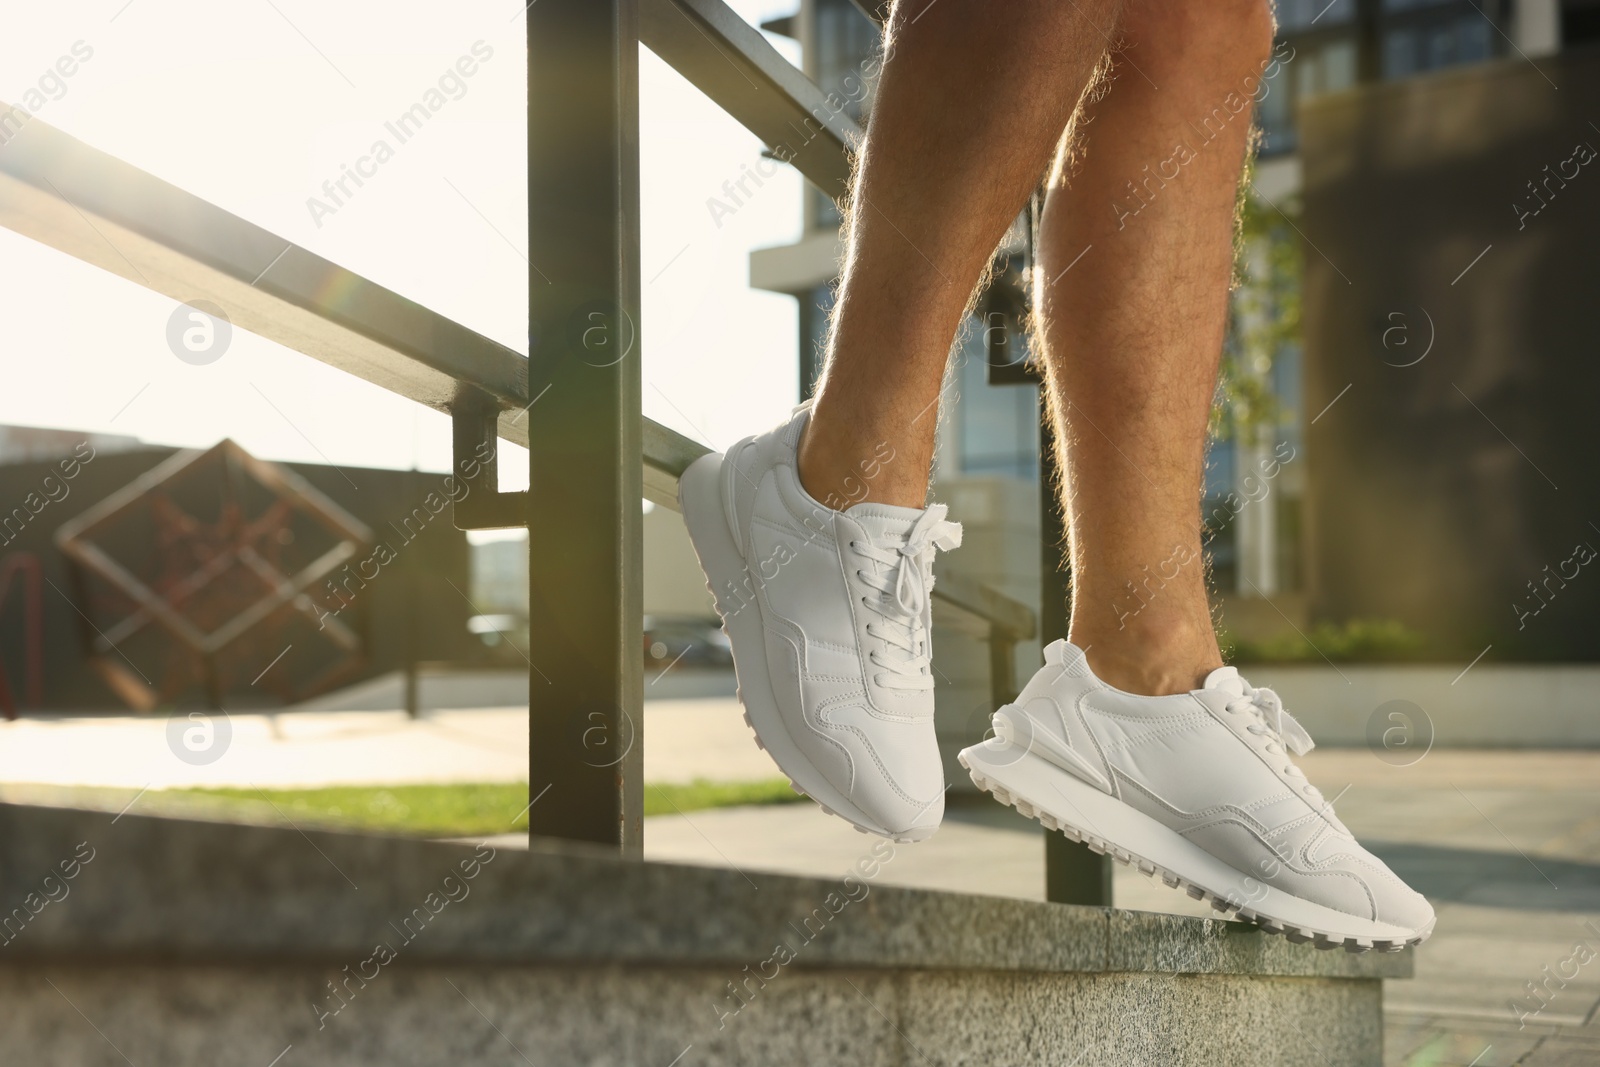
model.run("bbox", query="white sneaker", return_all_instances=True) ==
[678,404,961,841]
[959,640,1435,951]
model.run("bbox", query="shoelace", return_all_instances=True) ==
[848,505,962,691]
[1224,681,1323,798]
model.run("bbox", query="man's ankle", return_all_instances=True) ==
[1069,622,1223,697]
[796,409,929,511]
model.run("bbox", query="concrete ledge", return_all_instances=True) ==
[0,964,1385,1066]
[0,803,1404,1064]
[0,803,1408,980]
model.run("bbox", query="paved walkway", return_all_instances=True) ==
[0,694,774,789]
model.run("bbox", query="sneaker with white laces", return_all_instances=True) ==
[678,404,961,841]
[959,640,1435,951]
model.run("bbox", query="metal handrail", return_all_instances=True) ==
[641,0,860,193]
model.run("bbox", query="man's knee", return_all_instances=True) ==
[1231,0,1279,70]
[1121,0,1276,71]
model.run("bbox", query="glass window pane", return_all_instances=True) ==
[1459,16,1494,61]
[1256,69,1295,154]
[953,326,1038,481]
[1425,23,1458,69]
[1277,0,1357,32]
[1295,49,1322,98]
[1383,28,1419,79]
[814,0,879,124]
[807,0,878,234]
[1322,39,1358,92]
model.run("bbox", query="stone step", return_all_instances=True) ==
[0,803,1408,1065]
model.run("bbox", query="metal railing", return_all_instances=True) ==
[0,553,43,720]
[0,0,1113,901]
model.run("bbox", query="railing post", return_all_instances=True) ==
[525,0,644,854]
[988,625,1017,708]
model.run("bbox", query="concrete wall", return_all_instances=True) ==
[643,501,715,618]
[0,963,1385,1067]
[1299,51,1600,662]
[1240,661,1600,748]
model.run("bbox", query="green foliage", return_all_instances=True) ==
[1213,174,1303,446]
[172,779,806,838]
[1220,618,1428,664]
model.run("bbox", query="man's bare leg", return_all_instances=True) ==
[800,0,1121,510]
[1035,0,1275,695]
[954,2,1434,948]
[678,0,1128,839]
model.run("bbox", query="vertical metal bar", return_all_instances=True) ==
[403,465,420,720]
[526,0,644,853]
[1040,418,1113,906]
[988,627,1017,708]
[452,389,500,500]
[1354,0,1384,83]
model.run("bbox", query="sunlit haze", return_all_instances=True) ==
[0,0,804,486]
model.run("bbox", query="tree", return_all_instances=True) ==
[1213,177,1303,447]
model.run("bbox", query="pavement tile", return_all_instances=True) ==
[1519,1033,1600,1065]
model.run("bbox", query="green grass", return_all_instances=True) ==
[640,778,803,818]
[171,778,805,838]
[1221,618,1428,663]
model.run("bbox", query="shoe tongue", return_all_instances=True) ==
[1202,665,1247,697]
[844,501,925,543]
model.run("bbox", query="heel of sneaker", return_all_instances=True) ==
[677,451,724,525]
[990,705,1029,748]
[968,704,1040,762]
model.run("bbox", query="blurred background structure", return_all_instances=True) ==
[0,430,480,711]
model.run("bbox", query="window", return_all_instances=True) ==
[952,324,1039,482]
[807,0,882,233]
[1384,14,1495,77]
[798,283,835,398]
[1276,0,1358,32]
[1383,0,1459,11]
[1261,38,1358,154]
[1266,0,1505,151]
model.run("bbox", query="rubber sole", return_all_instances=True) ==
[677,449,935,844]
[958,738,1433,952]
